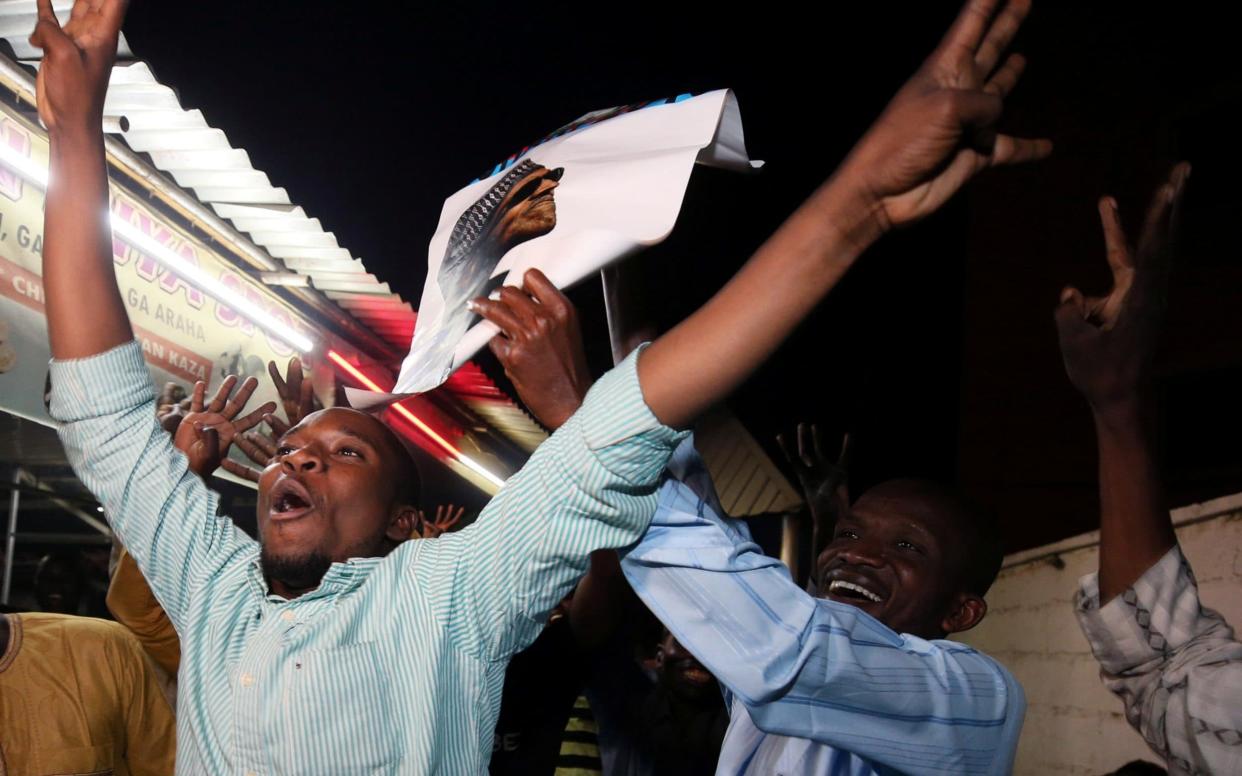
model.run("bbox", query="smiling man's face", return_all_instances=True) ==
[256,407,417,596]
[816,481,989,639]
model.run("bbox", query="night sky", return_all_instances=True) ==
[118,2,1242,551]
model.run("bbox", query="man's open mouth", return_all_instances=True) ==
[270,479,315,520]
[826,579,885,604]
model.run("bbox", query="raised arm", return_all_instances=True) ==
[1055,165,1187,602]
[33,0,131,360]
[634,0,1049,429]
[1059,169,1242,774]
[38,0,262,633]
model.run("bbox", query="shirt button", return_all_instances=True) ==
[282,610,295,622]
[240,672,255,687]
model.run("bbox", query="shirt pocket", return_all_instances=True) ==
[285,641,399,772]
[30,743,114,775]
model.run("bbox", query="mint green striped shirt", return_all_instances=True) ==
[49,340,685,775]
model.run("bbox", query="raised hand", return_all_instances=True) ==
[419,504,466,539]
[779,424,851,518]
[267,357,315,435]
[469,268,593,431]
[220,427,278,483]
[778,423,852,586]
[1055,164,1190,411]
[219,358,318,481]
[29,0,128,134]
[172,376,276,479]
[840,0,1051,231]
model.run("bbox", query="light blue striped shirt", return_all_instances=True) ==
[621,439,1025,775]
[49,340,686,775]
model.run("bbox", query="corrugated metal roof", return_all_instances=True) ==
[694,409,804,517]
[0,2,418,353]
[103,61,421,352]
[0,3,551,456]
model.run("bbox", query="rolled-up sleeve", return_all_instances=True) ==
[620,446,1024,776]
[49,341,256,633]
[1076,545,1242,775]
[412,345,688,661]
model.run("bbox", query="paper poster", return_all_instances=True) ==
[350,89,759,407]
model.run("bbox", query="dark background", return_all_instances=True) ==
[120,1,1242,553]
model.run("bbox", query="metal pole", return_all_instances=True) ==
[780,513,802,585]
[2,469,21,605]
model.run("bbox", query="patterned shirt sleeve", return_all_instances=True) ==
[48,340,257,634]
[1075,545,1242,775]
[411,345,689,662]
[619,442,1025,776]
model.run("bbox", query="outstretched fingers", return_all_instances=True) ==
[974,0,1030,74]
[983,53,1025,97]
[989,134,1052,167]
[939,0,1003,57]
[1097,197,1133,279]
[30,0,70,54]
[232,401,278,435]
[1135,163,1190,271]
[221,376,259,420]
[221,458,262,483]
[189,380,206,414]
[206,375,237,414]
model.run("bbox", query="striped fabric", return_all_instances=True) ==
[48,340,686,775]
[554,695,603,775]
[620,438,1026,776]
[1076,545,1242,776]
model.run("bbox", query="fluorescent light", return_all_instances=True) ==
[0,142,315,353]
[110,217,314,352]
[326,349,507,489]
[0,141,48,186]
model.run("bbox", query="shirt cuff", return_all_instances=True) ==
[576,343,687,452]
[1074,545,1194,674]
[48,340,153,423]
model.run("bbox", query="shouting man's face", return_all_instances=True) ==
[256,408,418,596]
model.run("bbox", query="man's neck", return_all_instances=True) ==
[268,578,320,600]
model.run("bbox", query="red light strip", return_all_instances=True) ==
[326,349,505,488]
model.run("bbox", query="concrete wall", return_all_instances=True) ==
[958,493,1242,775]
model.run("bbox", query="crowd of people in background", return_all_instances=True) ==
[1,0,1239,774]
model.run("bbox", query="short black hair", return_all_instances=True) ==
[862,479,1004,597]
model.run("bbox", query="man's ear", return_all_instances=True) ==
[940,592,988,635]
[386,505,420,543]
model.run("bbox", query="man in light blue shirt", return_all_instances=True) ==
[622,440,1024,775]
[33,0,1045,769]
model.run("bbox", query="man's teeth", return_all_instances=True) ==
[829,580,883,603]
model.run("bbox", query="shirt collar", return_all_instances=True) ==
[247,554,385,605]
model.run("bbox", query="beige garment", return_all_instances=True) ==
[106,547,180,678]
[0,612,176,776]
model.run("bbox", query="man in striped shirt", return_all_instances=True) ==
[34,0,1045,770]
